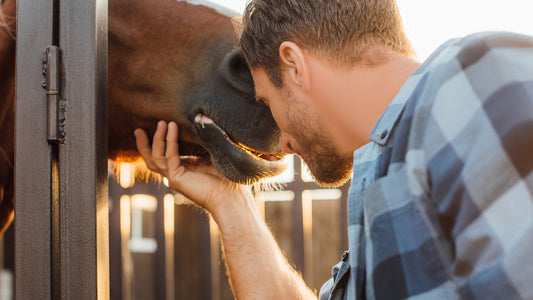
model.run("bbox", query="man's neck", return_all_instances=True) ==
[307,48,421,154]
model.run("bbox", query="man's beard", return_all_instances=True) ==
[283,88,353,187]
[289,112,353,187]
[299,144,353,188]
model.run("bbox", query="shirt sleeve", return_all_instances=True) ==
[421,34,533,299]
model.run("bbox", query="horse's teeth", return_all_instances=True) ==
[194,114,214,124]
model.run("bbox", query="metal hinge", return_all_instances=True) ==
[42,46,66,144]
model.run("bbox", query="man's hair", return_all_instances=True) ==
[240,0,414,87]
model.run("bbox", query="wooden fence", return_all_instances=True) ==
[107,155,350,299]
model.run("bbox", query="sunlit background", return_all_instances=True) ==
[7,2,530,299]
[210,0,533,61]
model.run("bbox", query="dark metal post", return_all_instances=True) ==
[16,0,109,298]
[57,0,109,297]
[15,0,55,298]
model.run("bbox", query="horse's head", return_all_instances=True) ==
[108,0,286,184]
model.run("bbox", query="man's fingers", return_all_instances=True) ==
[134,128,156,169]
[165,122,179,158]
[165,122,181,176]
[136,122,232,210]
[152,121,167,158]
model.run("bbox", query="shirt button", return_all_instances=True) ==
[380,130,388,139]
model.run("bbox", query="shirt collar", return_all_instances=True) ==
[368,69,426,145]
[368,38,458,146]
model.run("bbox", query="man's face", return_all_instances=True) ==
[251,68,352,187]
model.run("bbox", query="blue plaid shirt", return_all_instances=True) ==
[320,32,533,300]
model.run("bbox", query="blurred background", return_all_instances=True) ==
[1,1,532,299]
[104,156,350,299]
[215,0,533,61]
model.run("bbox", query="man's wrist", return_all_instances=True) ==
[209,186,261,232]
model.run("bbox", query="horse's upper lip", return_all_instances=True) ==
[193,113,285,162]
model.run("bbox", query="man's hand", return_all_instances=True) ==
[134,120,316,299]
[134,120,250,213]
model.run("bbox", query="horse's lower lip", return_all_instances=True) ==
[194,113,283,162]
[191,113,288,183]
[177,141,210,161]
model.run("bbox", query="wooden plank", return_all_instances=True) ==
[286,157,305,274]
[131,252,155,298]
[2,224,14,271]
[109,178,178,300]
[339,184,350,251]
[109,178,131,300]
[311,199,342,291]
[14,0,55,298]
[1,226,14,298]
[209,216,222,300]
[302,193,313,285]
[154,190,174,300]
[57,0,109,297]
[174,205,212,299]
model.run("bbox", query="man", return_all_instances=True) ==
[135,0,533,299]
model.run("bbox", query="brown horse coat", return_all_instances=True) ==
[0,0,285,235]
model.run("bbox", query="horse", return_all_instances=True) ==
[0,0,286,235]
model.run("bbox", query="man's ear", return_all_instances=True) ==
[279,41,310,90]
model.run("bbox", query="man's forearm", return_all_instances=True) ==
[212,189,316,299]
[134,123,315,298]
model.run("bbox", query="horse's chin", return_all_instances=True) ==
[210,152,287,185]
[109,118,286,185]
[192,114,287,185]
